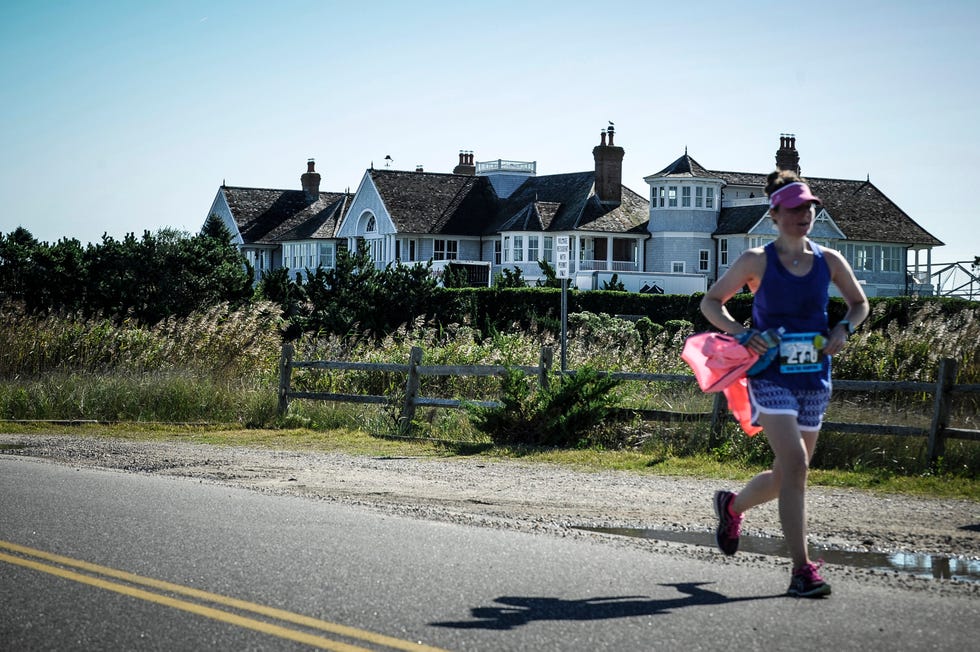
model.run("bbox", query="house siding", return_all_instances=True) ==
[207,192,242,245]
[337,175,391,239]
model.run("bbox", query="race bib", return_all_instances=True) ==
[779,332,824,374]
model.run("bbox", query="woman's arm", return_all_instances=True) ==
[700,249,764,338]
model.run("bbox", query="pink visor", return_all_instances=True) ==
[769,182,821,209]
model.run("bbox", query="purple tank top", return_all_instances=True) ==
[751,239,831,388]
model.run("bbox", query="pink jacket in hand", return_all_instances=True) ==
[681,333,763,436]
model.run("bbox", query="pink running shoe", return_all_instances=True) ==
[788,561,832,598]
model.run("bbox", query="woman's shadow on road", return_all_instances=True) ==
[431,582,784,631]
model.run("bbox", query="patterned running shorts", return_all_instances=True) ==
[747,377,831,431]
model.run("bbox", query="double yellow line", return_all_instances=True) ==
[0,540,448,652]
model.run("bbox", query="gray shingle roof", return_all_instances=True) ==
[708,170,942,246]
[492,172,649,234]
[716,204,769,235]
[221,187,350,244]
[368,169,498,236]
[646,154,713,179]
[370,168,649,237]
[713,170,768,187]
[805,177,942,246]
[577,185,650,233]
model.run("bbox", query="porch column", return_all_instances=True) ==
[606,236,613,271]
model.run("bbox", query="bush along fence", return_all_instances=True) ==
[277,344,980,467]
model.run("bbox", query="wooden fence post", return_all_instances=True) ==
[538,346,553,390]
[277,343,294,417]
[927,357,958,468]
[400,346,424,434]
[709,392,727,449]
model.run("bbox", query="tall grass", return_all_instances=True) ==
[2,299,978,477]
[0,301,283,424]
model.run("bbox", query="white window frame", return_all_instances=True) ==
[698,249,709,272]
[434,239,458,261]
[543,236,554,263]
[882,245,902,272]
[682,186,691,207]
[528,235,539,262]
[695,186,703,208]
[719,238,729,266]
[706,187,715,209]
[513,235,524,262]
[853,244,875,272]
[395,238,418,263]
[318,242,336,269]
[668,186,678,207]
[672,260,685,273]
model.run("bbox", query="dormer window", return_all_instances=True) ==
[706,187,715,209]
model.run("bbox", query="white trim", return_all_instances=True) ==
[650,232,704,238]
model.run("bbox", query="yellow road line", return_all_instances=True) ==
[0,540,448,652]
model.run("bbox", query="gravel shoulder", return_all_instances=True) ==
[3,433,978,598]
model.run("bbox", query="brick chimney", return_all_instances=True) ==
[593,125,624,204]
[775,134,801,175]
[453,150,476,175]
[301,158,321,199]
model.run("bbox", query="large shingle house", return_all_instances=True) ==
[336,127,650,287]
[645,135,943,297]
[205,130,942,296]
[208,128,652,287]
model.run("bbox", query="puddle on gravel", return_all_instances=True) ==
[574,526,980,584]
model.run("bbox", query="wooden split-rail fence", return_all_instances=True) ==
[278,344,980,466]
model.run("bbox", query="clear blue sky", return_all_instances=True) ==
[2,0,977,264]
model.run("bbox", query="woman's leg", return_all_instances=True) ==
[753,413,812,568]
[731,467,780,513]
[732,426,819,514]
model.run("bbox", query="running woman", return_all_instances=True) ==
[699,170,869,597]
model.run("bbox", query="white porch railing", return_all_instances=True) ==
[578,259,640,272]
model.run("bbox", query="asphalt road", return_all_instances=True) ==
[1,456,976,651]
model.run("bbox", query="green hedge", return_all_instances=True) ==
[428,288,978,338]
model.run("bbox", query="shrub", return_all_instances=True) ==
[470,366,622,448]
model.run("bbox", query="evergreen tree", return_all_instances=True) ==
[535,260,562,288]
[494,266,526,289]
[0,227,40,303]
